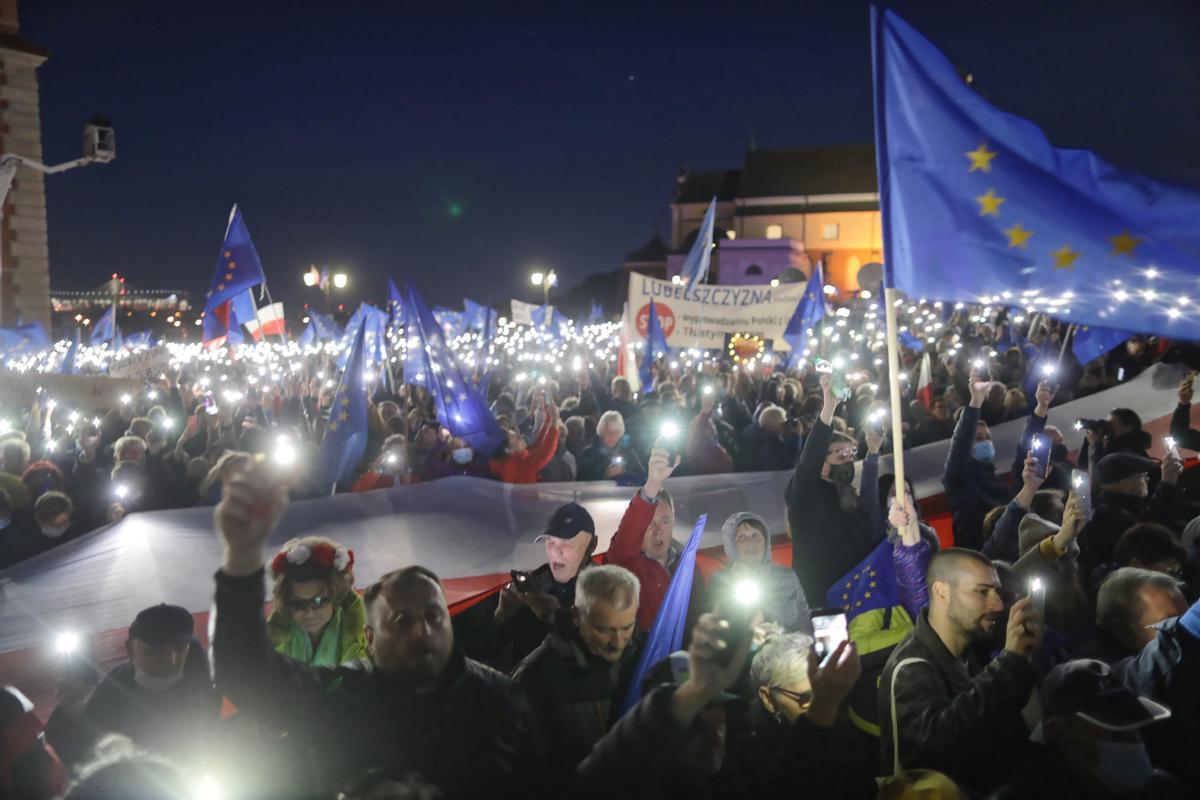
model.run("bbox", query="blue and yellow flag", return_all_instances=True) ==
[318,319,369,486]
[825,539,898,624]
[639,300,669,392]
[783,263,827,367]
[1071,324,1134,366]
[90,307,115,344]
[872,8,1200,339]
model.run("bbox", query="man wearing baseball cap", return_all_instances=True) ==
[493,502,598,668]
[46,603,220,769]
[999,659,1183,798]
[1078,451,1182,585]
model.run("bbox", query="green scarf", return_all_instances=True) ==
[283,607,345,666]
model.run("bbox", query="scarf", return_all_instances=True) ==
[283,607,344,666]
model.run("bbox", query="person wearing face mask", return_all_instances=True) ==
[266,536,368,666]
[786,373,880,603]
[1,491,85,568]
[994,659,1184,799]
[421,434,490,481]
[45,604,220,770]
[941,378,1012,551]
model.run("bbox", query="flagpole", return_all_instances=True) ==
[1057,324,1075,367]
[883,286,907,512]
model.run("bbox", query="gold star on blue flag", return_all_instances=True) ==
[318,319,369,485]
[872,8,1200,339]
[825,540,898,623]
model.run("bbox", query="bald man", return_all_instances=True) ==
[879,549,1043,794]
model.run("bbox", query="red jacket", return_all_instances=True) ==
[603,491,670,632]
[489,417,560,484]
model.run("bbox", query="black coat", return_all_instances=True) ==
[211,568,545,799]
[879,609,1037,795]
[786,419,879,602]
[1078,485,1180,586]
[942,406,1011,551]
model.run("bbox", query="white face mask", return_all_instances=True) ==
[133,667,185,693]
[1093,740,1154,793]
[40,524,70,539]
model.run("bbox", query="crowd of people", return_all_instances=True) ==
[4,297,1200,798]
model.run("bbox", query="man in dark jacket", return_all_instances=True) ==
[513,563,641,788]
[942,380,1011,551]
[786,374,879,602]
[879,548,1042,795]
[46,604,220,769]
[1079,452,1182,585]
[211,464,545,798]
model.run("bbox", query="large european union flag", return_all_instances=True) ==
[825,539,898,624]
[679,199,716,296]
[872,8,1200,339]
[619,514,707,716]
[337,303,389,370]
[203,205,267,315]
[783,264,827,367]
[91,307,115,344]
[407,285,504,455]
[318,319,369,486]
[639,300,668,393]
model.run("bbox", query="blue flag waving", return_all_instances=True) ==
[60,328,81,375]
[872,8,1200,339]
[203,205,267,345]
[1071,324,1134,366]
[678,198,716,296]
[91,307,115,344]
[782,265,827,367]
[388,279,406,329]
[639,301,669,393]
[406,285,504,455]
[825,539,899,624]
[318,320,369,486]
[619,515,707,716]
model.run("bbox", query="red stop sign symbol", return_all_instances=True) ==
[636,302,675,338]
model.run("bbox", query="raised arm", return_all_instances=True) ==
[942,382,987,492]
[786,375,836,509]
[1011,381,1052,482]
[984,453,1045,560]
[605,438,676,566]
[1169,375,1200,453]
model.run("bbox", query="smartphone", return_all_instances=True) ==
[1117,367,1126,382]
[1165,436,1180,460]
[1072,469,1093,521]
[1029,577,1046,620]
[713,588,760,666]
[811,609,849,661]
[1030,434,1051,478]
[865,409,887,436]
[969,357,992,382]
[510,570,533,594]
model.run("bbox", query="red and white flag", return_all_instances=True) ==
[244,302,286,339]
[916,352,933,409]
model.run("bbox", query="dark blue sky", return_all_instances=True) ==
[22,0,1200,311]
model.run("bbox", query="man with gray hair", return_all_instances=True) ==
[513,564,642,786]
[1078,567,1188,662]
[578,410,644,481]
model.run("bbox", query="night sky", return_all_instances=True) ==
[22,0,1200,313]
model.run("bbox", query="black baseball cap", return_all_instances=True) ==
[535,502,596,542]
[128,604,194,646]
[1041,659,1170,732]
[1096,453,1158,485]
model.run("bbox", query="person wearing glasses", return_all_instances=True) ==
[267,536,368,666]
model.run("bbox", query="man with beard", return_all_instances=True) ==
[210,462,544,798]
[879,549,1043,794]
[786,373,880,602]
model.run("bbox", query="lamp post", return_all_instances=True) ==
[530,268,557,307]
[304,266,348,313]
[0,117,115,326]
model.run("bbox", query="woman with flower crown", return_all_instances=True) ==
[266,536,369,665]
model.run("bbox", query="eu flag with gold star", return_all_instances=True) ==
[825,539,898,624]
[872,8,1200,339]
[203,205,267,320]
[318,318,368,486]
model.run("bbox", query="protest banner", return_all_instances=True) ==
[626,272,808,350]
[510,299,555,327]
[0,372,142,410]
[107,346,173,381]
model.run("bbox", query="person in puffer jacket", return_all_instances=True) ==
[709,512,813,635]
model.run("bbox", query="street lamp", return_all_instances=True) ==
[0,116,115,325]
[303,265,348,312]
[332,272,348,289]
[531,268,557,306]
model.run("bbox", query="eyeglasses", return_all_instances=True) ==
[770,686,813,709]
[827,448,856,460]
[286,595,330,613]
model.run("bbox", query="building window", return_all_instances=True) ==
[765,224,783,240]
[745,264,763,276]
[822,223,840,241]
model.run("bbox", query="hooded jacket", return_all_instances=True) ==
[712,512,812,634]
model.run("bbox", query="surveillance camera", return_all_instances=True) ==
[83,120,116,164]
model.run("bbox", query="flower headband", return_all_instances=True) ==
[270,542,354,577]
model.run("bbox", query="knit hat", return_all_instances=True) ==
[1096,453,1158,485]
[128,604,194,646]
[1017,512,1061,556]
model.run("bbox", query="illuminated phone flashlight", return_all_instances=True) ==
[703,385,714,396]
[831,356,846,370]
[68,411,80,422]
[46,440,58,453]
[46,398,57,411]
[114,484,128,500]
[223,389,244,403]
[1031,437,1043,451]
[386,452,399,465]
[733,579,762,606]
[147,390,158,401]
[55,631,79,655]
[120,394,131,406]
[162,418,175,430]
[1030,576,1043,594]
[273,437,297,467]
[1040,363,1056,377]
[660,421,679,439]
[612,456,624,466]
[1073,472,1085,489]
[1074,420,1084,431]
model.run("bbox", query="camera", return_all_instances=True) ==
[1073,418,1108,433]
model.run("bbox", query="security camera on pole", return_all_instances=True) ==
[0,116,116,325]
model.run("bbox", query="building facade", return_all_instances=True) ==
[666,145,883,295]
